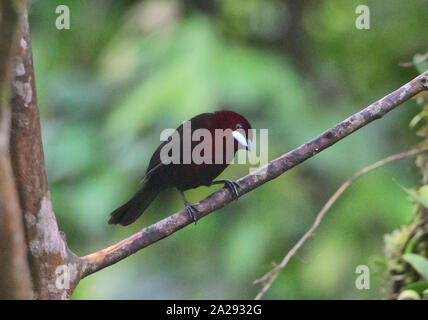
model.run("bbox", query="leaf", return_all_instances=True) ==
[395,180,428,209]
[403,253,428,280]
[419,185,428,202]
[409,110,426,128]
[398,290,421,300]
[405,231,424,254]
[401,281,428,294]
[413,53,428,74]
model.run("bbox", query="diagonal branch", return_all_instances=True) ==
[80,71,428,278]
[253,146,428,300]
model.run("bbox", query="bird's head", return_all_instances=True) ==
[213,110,253,152]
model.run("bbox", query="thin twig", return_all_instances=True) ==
[253,146,428,300]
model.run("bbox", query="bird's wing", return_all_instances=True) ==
[139,140,169,184]
[140,113,215,183]
[140,161,163,184]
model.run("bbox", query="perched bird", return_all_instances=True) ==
[108,110,252,226]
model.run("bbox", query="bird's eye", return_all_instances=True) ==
[236,124,243,129]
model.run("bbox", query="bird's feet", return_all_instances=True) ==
[184,200,198,224]
[180,190,198,225]
[212,179,240,200]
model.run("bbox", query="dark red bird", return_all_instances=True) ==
[108,110,252,226]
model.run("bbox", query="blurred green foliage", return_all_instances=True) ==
[29,0,428,299]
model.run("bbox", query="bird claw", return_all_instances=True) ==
[218,179,240,200]
[184,201,198,224]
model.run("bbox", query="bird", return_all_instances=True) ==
[108,110,252,226]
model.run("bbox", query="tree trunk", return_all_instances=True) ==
[0,0,34,300]
[0,1,81,300]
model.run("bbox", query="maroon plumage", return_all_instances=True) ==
[108,111,252,226]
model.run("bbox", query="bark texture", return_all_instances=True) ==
[8,7,81,300]
[0,0,34,299]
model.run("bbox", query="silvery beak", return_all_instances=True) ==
[232,130,252,152]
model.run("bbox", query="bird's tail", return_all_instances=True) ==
[108,182,160,226]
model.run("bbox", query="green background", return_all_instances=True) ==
[29,0,428,299]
